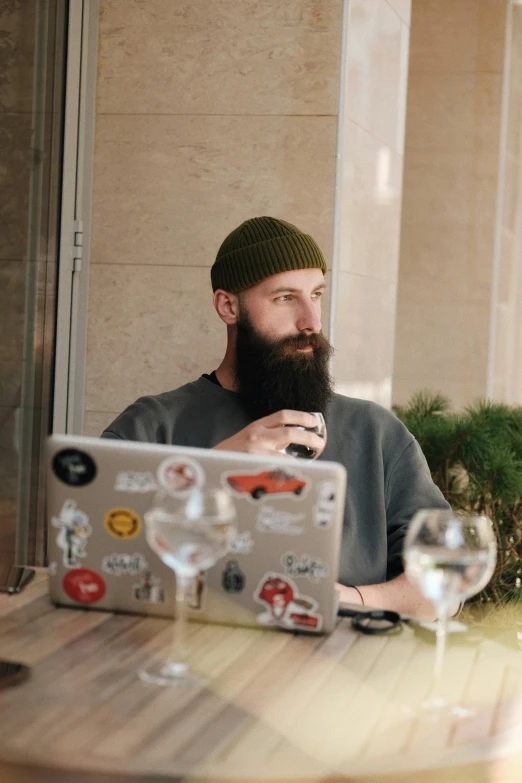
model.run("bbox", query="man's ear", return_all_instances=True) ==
[213,289,240,325]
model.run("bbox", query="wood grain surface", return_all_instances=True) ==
[0,571,521,782]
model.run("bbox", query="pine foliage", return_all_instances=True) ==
[394,392,522,604]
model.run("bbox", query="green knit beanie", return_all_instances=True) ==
[211,216,327,293]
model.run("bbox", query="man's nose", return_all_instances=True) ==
[296,301,322,334]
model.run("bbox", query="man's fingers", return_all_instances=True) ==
[275,427,325,453]
[261,410,319,429]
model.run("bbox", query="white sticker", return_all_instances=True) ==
[254,572,322,632]
[101,552,148,576]
[115,471,157,493]
[229,530,255,554]
[256,505,304,535]
[224,467,308,502]
[52,500,92,569]
[133,571,165,603]
[48,561,58,576]
[157,456,204,496]
[281,552,329,583]
[313,480,337,529]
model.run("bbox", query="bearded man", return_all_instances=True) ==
[102,216,449,616]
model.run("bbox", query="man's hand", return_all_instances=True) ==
[212,410,326,458]
[337,574,440,621]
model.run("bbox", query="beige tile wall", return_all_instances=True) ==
[332,0,411,408]
[85,0,415,427]
[85,0,343,430]
[393,0,506,409]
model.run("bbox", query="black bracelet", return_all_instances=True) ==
[347,585,364,606]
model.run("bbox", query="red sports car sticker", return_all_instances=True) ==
[62,568,106,604]
[225,468,307,500]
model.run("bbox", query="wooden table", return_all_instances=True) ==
[0,572,522,783]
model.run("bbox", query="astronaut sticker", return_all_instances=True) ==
[314,480,337,529]
[52,500,92,568]
[157,457,204,496]
[133,571,165,604]
[254,573,322,631]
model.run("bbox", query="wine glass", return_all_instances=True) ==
[404,509,497,717]
[280,412,327,460]
[139,487,236,686]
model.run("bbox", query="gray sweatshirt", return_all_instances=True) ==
[102,376,449,586]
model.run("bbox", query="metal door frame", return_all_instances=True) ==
[53,0,98,435]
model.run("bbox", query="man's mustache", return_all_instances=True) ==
[276,332,330,351]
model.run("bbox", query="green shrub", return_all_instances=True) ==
[394,391,522,604]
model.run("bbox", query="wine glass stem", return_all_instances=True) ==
[433,607,449,684]
[168,573,192,670]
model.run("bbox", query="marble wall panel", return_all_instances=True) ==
[91,114,337,268]
[409,0,506,73]
[344,0,405,152]
[85,264,227,414]
[333,272,397,409]
[393,0,506,410]
[393,297,490,406]
[386,0,411,27]
[97,0,342,116]
[406,72,503,153]
[83,410,119,438]
[338,121,404,282]
[401,149,498,228]
[398,220,494,303]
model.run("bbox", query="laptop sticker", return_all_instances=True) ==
[229,530,254,554]
[115,470,157,493]
[281,552,329,583]
[133,571,165,604]
[101,552,148,577]
[256,505,304,535]
[222,560,245,593]
[157,456,205,496]
[63,568,106,604]
[48,561,57,576]
[52,499,92,568]
[224,468,308,502]
[314,480,337,529]
[188,572,206,610]
[104,507,142,540]
[52,448,96,487]
[254,573,322,632]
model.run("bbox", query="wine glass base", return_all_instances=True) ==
[139,660,204,687]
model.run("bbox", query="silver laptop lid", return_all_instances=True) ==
[46,436,346,634]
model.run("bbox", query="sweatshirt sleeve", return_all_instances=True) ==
[100,396,169,443]
[384,438,450,579]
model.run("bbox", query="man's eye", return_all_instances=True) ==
[276,295,291,302]
[312,291,323,299]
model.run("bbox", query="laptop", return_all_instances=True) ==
[46,435,346,634]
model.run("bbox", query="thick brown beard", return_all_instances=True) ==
[234,307,334,420]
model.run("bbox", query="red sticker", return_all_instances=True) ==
[62,568,106,604]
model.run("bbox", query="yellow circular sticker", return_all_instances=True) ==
[104,507,142,540]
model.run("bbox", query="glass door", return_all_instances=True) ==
[0,0,68,573]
